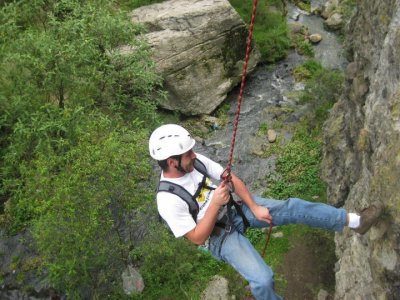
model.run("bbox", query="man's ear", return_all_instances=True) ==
[166,157,176,169]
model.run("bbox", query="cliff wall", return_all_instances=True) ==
[322,0,400,299]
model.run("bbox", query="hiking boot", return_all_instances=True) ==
[353,202,383,235]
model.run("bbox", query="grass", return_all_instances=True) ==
[229,0,291,63]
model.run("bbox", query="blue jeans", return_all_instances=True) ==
[208,197,347,300]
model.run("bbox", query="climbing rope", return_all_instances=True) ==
[224,0,258,180]
[262,221,273,257]
[222,0,273,258]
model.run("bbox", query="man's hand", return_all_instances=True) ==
[185,182,230,245]
[212,182,230,206]
[253,205,273,224]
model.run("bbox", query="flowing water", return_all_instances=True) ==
[195,4,347,196]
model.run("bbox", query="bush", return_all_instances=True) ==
[0,1,162,297]
[0,0,162,229]
[27,115,154,298]
[131,223,222,299]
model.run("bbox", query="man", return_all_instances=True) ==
[149,124,383,300]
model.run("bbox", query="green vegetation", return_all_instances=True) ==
[117,0,165,10]
[131,224,224,299]
[229,0,291,63]
[293,0,311,12]
[339,0,357,21]
[293,59,323,81]
[0,0,162,297]
[298,61,344,125]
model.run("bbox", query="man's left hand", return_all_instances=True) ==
[253,205,273,224]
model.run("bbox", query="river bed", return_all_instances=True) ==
[195,3,347,196]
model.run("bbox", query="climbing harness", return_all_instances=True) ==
[157,158,249,228]
[221,0,273,258]
[157,158,210,222]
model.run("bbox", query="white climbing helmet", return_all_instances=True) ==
[149,124,195,160]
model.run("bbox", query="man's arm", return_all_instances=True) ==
[231,173,272,224]
[184,182,230,245]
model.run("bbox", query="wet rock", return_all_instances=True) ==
[321,0,339,19]
[288,22,308,35]
[290,10,301,21]
[309,33,322,44]
[324,12,343,31]
[267,129,277,143]
[310,0,326,15]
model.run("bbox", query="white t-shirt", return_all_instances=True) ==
[157,153,224,238]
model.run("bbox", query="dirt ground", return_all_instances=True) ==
[276,233,336,300]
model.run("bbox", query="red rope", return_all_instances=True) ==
[224,0,259,180]
[221,0,273,258]
[262,223,273,257]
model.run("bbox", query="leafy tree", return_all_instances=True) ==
[31,115,153,298]
[0,1,163,297]
[0,0,162,227]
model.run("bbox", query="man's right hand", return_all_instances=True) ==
[185,182,230,245]
[212,182,230,206]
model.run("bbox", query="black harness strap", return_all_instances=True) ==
[158,180,199,221]
[157,158,209,222]
[157,158,249,231]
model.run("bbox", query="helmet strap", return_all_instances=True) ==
[174,155,186,173]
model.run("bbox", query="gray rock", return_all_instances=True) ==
[309,33,322,44]
[201,275,230,300]
[321,0,339,19]
[130,0,261,115]
[324,12,343,31]
[317,289,330,300]
[310,0,327,15]
[322,0,400,298]
[267,129,277,143]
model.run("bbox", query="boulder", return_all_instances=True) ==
[321,0,339,19]
[201,275,230,300]
[310,0,326,15]
[130,0,261,115]
[323,12,343,31]
[267,129,277,143]
[309,33,323,44]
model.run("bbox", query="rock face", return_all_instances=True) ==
[322,1,400,299]
[130,0,260,115]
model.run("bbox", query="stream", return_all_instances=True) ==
[195,4,347,196]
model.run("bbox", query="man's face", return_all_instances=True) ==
[179,149,196,173]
